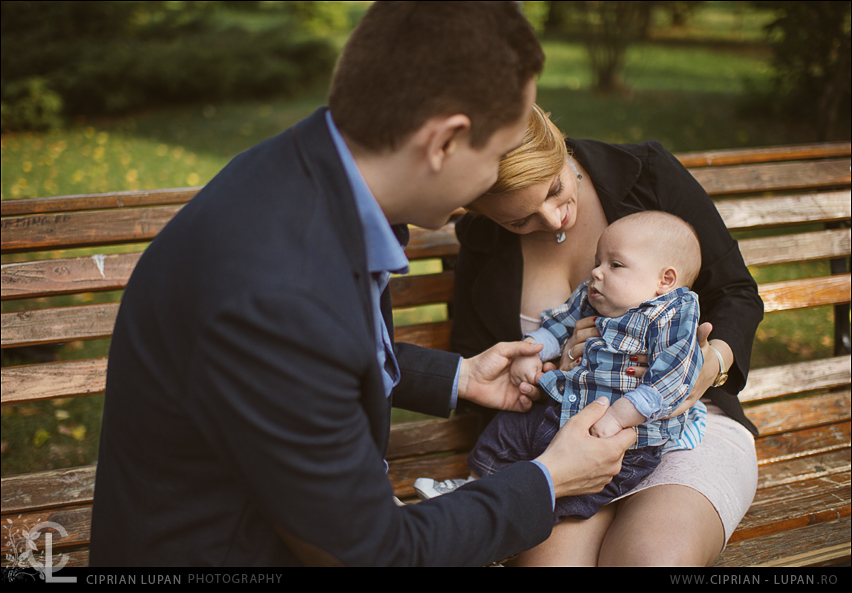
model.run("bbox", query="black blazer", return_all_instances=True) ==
[89,108,552,566]
[452,138,763,436]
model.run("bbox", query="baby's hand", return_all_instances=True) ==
[510,352,542,388]
[589,397,646,439]
[589,411,625,439]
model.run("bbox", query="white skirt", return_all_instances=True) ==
[614,401,758,547]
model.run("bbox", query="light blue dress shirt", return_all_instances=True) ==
[325,111,553,506]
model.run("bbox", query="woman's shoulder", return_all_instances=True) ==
[567,137,675,168]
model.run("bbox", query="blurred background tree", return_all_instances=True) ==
[0,1,345,131]
[758,0,851,141]
[541,1,708,94]
[544,1,652,94]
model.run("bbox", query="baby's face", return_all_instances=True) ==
[588,224,665,317]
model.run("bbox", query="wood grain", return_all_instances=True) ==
[759,274,850,313]
[677,142,850,168]
[739,356,851,403]
[0,187,199,217]
[716,516,851,567]
[0,302,119,348]
[739,228,851,268]
[1,252,142,300]
[1,358,108,404]
[393,320,452,351]
[715,190,851,230]
[0,205,183,253]
[689,158,850,197]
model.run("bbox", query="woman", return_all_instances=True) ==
[453,105,763,566]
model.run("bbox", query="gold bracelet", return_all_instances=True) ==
[707,343,729,387]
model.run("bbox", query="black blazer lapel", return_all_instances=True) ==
[290,108,391,453]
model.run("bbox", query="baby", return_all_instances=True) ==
[415,211,706,523]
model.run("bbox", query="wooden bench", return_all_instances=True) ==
[2,141,849,568]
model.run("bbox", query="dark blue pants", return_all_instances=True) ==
[467,399,662,524]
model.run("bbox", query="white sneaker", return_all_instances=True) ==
[413,476,474,500]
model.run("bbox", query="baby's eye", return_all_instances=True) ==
[611,262,623,269]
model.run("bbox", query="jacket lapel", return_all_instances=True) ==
[290,108,390,452]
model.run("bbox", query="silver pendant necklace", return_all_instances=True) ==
[556,158,583,243]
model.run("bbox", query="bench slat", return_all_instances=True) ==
[0,505,91,555]
[756,448,850,490]
[759,274,851,313]
[393,320,453,351]
[389,272,454,309]
[1,252,142,300]
[731,470,850,543]
[739,356,851,403]
[746,390,851,437]
[690,158,850,197]
[388,452,471,500]
[739,228,851,268]
[387,414,478,460]
[677,142,850,168]
[2,353,847,410]
[755,421,850,466]
[1,465,96,515]
[715,190,851,230]
[1,358,108,404]
[0,188,198,217]
[3,228,847,302]
[0,302,119,348]
[0,205,183,253]
[405,224,458,260]
[716,515,851,567]
[2,142,847,218]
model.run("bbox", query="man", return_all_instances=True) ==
[90,2,634,566]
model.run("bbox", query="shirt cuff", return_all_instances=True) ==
[449,356,462,410]
[625,384,664,421]
[530,460,556,510]
[524,329,562,361]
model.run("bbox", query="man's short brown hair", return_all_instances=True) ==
[328,1,545,151]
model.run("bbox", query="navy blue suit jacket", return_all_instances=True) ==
[89,108,552,566]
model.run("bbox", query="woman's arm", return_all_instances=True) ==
[646,142,764,401]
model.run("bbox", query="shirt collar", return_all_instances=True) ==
[325,110,409,275]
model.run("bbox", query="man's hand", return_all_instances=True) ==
[535,398,636,499]
[509,343,543,389]
[458,341,545,412]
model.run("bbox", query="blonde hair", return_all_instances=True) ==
[486,103,568,195]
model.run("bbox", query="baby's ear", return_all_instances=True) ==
[657,267,678,294]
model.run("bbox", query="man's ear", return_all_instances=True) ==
[422,114,472,173]
[658,266,678,294]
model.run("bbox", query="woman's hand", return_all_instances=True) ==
[668,322,719,418]
[559,316,649,376]
[558,317,599,371]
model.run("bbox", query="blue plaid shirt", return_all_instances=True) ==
[528,282,706,451]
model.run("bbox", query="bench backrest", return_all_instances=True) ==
[2,142,849,567]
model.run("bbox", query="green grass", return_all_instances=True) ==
[2,25,850,476]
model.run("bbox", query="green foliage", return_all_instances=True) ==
[0,77,64,131]
[545,1,652,93]
[0,1,338,130]
[759,1,852,140]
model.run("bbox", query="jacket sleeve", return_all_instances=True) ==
[186,288,552,566]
